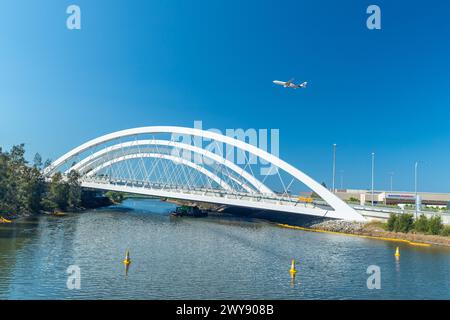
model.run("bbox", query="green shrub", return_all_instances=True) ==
[105,191,124,203]
[440,226,450,237]
[387,213,414,233]
[428,215,443,235]
[387,214,397,231]
[414,214,429,233]
[398,214,414,233]
[394,218,400,231]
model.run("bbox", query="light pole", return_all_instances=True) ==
[389,171,394,192]
[371,152,375,207]
[332,144,337,193]
[415,161,418,219]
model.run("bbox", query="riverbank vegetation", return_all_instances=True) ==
[105,191,157,204]
[386,213,450,236]
[0,144,111,219]
[308,219,450,247]
[105,191,124,204]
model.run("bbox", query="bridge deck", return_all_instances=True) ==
[82,177,341,219]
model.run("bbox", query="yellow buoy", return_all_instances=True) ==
[289,259,297,275]
[0,216,12,223]
[395,247,400,258]
[123,250,131,265]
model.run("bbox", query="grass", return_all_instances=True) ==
[365,221,387,230]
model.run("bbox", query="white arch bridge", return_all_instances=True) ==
[43,126,365,221]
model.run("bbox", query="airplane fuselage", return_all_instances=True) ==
[273,80,307,89]
[273,80,292,87]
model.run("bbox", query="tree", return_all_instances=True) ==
[105,191,124,203]
[386,213,397,231]
[20,166,45,214]
[398,214,414,233]
[67,170,81,210]
[10,144,26,165]
[44,172,69,212]
[0,144,46,216]
[33,153,43,169]
[428,215,443,235]
[0,144,91,217]
[414,214,429,233]
[0,149,10,214]
[387,213,413,233]
[43,159,52,169]
[7,144,27,213]
[441,226,450,237]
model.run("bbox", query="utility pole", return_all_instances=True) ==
[332,144,336,193]
[371,152,375,207]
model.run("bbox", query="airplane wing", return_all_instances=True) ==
[285,78,294,85]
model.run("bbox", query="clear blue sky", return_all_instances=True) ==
[1,0,449,192]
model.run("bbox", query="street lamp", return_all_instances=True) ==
[389,171,394,192]
[415,161,418,219]
[332,144,337,193]
[371,152,375,207]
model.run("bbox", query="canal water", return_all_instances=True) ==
[1,199,450,299]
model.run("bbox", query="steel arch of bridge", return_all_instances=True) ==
[85,152,233,191]
[67,139,266,194]
[43,126,365,221]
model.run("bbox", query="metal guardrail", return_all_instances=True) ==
[82,177,324,210]
[352,204,450,218]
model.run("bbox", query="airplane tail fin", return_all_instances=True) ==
[300,81,307,88]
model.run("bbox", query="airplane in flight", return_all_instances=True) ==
[273,78,307,89]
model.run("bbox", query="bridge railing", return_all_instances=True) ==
[82,176,328,210]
